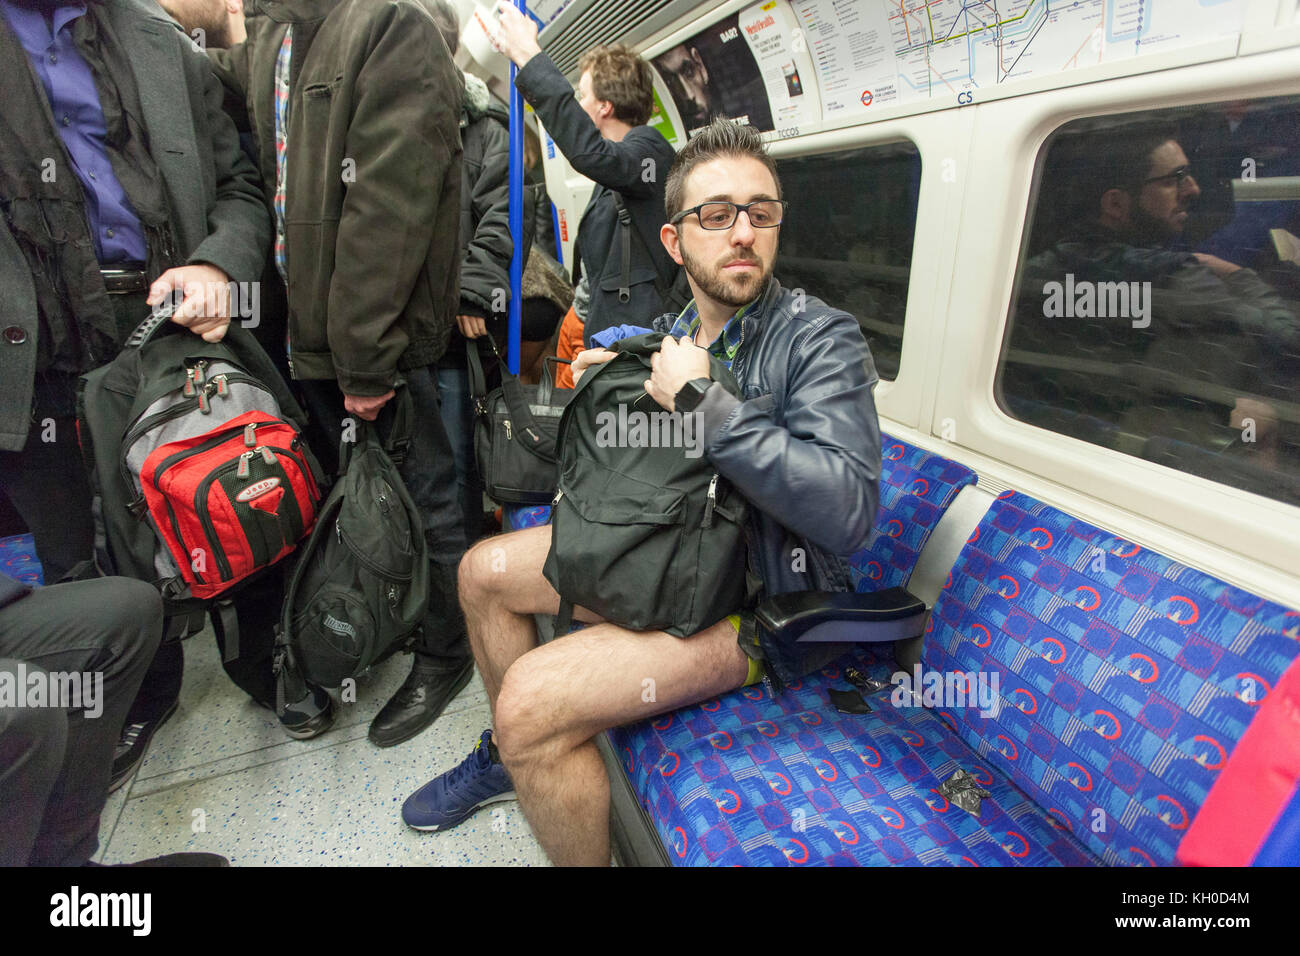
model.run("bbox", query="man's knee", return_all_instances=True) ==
[458,538,501,607]
[493,654,563,766]
[85,579,164,666]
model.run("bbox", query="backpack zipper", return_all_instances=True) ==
[703,473,719,528]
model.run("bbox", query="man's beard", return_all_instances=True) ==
[1125,203,1186,247]
[678,237,772,309]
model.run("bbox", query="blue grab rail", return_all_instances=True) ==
[506,0,526,375]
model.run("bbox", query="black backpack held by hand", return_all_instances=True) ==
[275,388,428,706]
[543,332,749,637]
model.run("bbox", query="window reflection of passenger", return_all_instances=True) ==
[656,43,716,131]
[1008,125,1297,465]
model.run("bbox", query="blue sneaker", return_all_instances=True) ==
[403,730,515,831]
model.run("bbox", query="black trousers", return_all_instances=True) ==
[297,366,469,665]
[0,577,162,866]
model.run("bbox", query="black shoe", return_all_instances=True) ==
[368,656,474,748]
[109,698,178,794]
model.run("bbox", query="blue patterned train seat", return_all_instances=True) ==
[610,490,1300,866]
[849,435,976,592]
[0,533,42,586]
[503,504,552,531]
[921,490,1300,866]
[608,646,1096,866]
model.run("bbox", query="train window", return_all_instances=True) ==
[773,142,921,381]
[998,97,1300,506]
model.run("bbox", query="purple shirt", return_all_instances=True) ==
[1,0,146,264]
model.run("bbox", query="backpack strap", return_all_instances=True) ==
[214,598,238,663]
[123,304,179,349]
[610,193,686,311]
[614,193,633,304]
[383,381,414,467]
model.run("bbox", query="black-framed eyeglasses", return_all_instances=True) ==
[671,199,788,230]
[1142,165,1195,187]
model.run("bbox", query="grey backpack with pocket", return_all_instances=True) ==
[543,332,750,637]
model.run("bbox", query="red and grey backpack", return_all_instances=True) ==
[77,309,323,636]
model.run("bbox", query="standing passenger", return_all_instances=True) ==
[208,0,475,748]
[493,2,678,349]
[0,0,270,784]
[427,0,514,543]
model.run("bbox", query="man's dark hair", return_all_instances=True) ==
[1065,121,1182,220]
[578,45,654,127]
[664,119,782,222]
[428,0,458,56]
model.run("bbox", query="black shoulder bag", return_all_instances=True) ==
[467,338,573,505]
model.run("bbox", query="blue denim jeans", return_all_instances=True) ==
[435,360,486,542]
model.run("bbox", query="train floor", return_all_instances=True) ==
[98,626,553,867]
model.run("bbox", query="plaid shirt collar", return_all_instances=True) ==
[667,297,757,369]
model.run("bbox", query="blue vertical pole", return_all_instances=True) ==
[506,1,526,375]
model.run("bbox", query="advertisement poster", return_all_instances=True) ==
[734,0,822,134]
[653,11,775,137]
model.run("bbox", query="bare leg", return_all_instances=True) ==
[493,618,749,866]
[457,525,600,714]
[458,524,748,864]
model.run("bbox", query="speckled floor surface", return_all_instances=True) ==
[96,624,550,867]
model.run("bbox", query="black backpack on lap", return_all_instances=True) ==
[543,332,749,637]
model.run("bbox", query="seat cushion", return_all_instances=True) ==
[608,646,1098,866]
[0,533,42,587]
[503,504,552,531]
[850,435,977,592]
[923,490,1300,866]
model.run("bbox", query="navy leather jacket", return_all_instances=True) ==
[653,278,882,681]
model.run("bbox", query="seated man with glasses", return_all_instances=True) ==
[1005,123,1297,455]
[400,118,882,865]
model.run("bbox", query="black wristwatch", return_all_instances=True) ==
[674,377,713,413]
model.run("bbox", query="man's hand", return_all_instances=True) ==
[344,390,396,422]
[1192,252,1243,278]
[147,263,233,342]
[492,2,542,68]
[457,314,489,339]
[571,347,616,385]
[643,334,710,411]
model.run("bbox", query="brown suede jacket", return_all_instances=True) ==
[211,0,463,395]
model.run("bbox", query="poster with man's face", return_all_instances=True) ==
[653,12,775,137]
